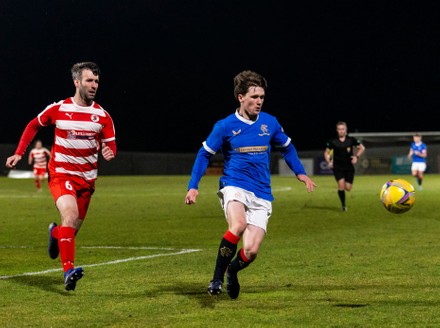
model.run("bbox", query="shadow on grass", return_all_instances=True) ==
[10,275,69,295]
[301,204,343,211]
[161,282,231,308]
[213,282,440,308]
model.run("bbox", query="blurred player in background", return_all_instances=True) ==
[28,140,51,192]
[324,121,365,211]
[408,133,427,190]
[5,62,116,291]
[185,70,316,299]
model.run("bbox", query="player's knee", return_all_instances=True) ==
[61,210,79,227]
[243,248,258,261]
[230,221,247,235]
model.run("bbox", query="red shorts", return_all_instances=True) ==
[33,168,47,176]
[48,175,95,220]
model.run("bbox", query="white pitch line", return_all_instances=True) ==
[0,194,49,198]
[272,186,292,192]
[81,246,178,251]
[0,247,201,280]
[0,246,32,249]
[83,248,200,268]
[0,186,292,198]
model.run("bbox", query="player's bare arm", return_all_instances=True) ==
[324,148,333,168]
[6,154,22,168]
[296,174,317,193]
[101,143,115,161]
[185,189,198,205]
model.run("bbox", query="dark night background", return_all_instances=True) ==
[1,1,439,153]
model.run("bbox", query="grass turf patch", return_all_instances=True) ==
[1,174,440,327]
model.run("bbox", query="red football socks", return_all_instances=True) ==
[58,226,76,272]
[224,230,240,244]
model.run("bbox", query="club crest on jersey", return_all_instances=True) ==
[91,114,99,123]
[258,124,270,136]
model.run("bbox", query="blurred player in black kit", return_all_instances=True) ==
[324,121,365,211]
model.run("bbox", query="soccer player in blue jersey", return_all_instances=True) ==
[408,133,427,190]
[185,70,316,299]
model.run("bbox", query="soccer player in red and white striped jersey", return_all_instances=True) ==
[28,140,51,192]
[6,62,117,291]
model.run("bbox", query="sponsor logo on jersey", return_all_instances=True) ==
[67,130,96,140]
[234,146,268,153]
[232,129,241,136]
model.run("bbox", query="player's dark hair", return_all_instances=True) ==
[233,70,268,100]
[71,62,101,81]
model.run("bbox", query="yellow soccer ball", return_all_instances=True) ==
[380,179,415,214]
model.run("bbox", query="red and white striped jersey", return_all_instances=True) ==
[37,97,116,181]
[30,147,51,169]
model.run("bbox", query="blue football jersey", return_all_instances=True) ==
[410,142,427,163]
[188,111,306,201]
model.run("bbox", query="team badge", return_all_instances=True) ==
[258,124,270,136]
[91,114,99,123]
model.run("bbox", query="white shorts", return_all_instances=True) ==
[217,186,272,232]
[411,162,426,172]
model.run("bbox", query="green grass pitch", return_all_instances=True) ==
[1,174,440,327]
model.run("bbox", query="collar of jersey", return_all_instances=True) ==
[235,110,258,125]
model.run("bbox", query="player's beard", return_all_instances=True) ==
[79,86,96,105]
